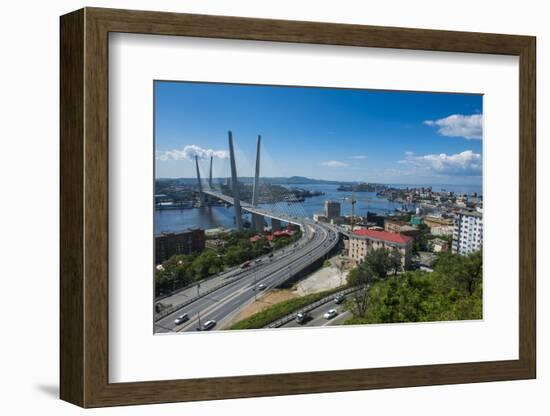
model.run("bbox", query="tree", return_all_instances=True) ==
[272,236,291,250]
[346,288,370,318]
[191,250,223,280]
[363,249,393,278]
[344,250,483,325]
[347,263,377,287]
[388,249,403,275]
[434,250,482,295]
[414,223,430,252]
[347,248,401,288]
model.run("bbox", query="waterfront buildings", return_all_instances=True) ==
[384,218,408,233]
[324,200,341,219]
[205,238,227,250]
[155,228,206,264]
[424,216,453,228]
[347,229,413,269]
[384,219,419,239]
[424,215,454,237]
[366,212,386,228]
[452,210,483,255]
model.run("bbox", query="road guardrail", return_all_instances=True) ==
[265,285,364,329]
[155,218,339,323]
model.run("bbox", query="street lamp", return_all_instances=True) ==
[197,310,202,331]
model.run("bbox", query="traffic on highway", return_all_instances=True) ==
[155,216,340,334]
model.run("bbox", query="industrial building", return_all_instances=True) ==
[155,228,205,264]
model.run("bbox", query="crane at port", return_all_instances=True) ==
[341,192,390,230]
[341,191,357,231]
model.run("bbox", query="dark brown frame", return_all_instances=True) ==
[60,7,536,408]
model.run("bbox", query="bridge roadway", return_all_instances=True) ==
[203,189,306,227]
[155,192,339,333]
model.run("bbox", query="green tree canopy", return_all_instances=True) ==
[345,251,483,325]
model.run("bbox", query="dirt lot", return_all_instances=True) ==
[224,254,351,328]
[295,255,349,296]
[226,289,298,326]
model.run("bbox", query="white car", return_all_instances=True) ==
[201,320,216,331]
[257,283,266,290]
[174,313,189,325]
[323,309,338,319]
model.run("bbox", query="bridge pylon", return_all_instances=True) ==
[208,156,213,189]
[194,155,205,207]
[228,131,243,230]
[251,135,264,232]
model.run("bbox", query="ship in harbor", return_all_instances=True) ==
[337,183,387,193]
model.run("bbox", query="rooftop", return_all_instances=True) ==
[385,219,408,226]
[424,216,453,225]
[155,228,204,237]
[458,210,482,218]
[352,229,413,245]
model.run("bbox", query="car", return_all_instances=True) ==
[240,261,251,269]
[333,295,346,304]
[323,309,338,319]
[295,312,312,324]
[200,320,216,331]
[174,313,189,325]
[257,283,266,290]
[268,253,274,258]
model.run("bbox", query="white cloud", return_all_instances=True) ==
[350,155,368,160]
[156,144,229,161]
[321,160,349,168]
[424,114,482,140]
[400,150,482,176]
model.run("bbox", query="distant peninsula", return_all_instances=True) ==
[156,176,356,186]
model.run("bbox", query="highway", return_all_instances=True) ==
[279,298,352,329]
[155,215,339,334]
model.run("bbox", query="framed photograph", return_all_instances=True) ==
[60,7,536,408]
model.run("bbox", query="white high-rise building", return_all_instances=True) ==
[452,211,483,255]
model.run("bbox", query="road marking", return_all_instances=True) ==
[158,219,338,334]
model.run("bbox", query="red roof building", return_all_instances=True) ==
[348,228,414,269]
[249,235,263,243]
[273,229,295,238]
[250,229,295,243]
[352,229,413,245]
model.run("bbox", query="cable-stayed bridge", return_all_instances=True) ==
[155,131,340,332]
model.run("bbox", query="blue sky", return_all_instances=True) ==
[155,81,482,185]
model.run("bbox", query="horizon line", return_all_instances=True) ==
[155,176,482,186]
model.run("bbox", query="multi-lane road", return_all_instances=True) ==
[155,216,339,334]
[279,299,352,329]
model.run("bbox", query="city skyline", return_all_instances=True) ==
[155,81,483,185]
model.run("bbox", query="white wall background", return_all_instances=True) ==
[0,0,546,414]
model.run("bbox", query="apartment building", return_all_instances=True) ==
[348,229,413,269]
[451,211,483,255]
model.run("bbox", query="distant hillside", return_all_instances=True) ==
[156,176,355,186]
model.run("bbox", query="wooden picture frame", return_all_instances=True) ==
[60,7,536,408]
